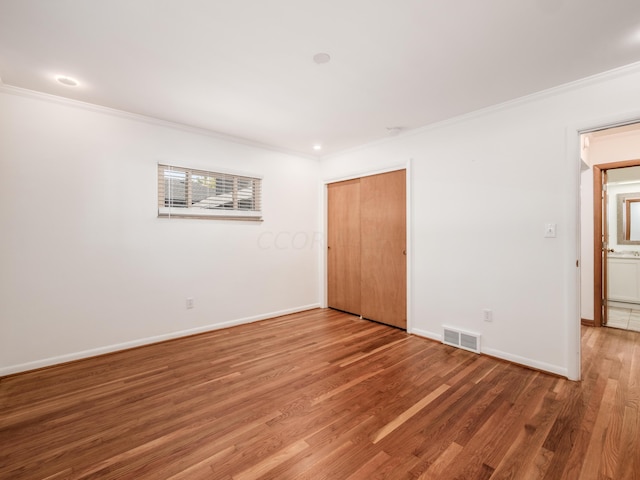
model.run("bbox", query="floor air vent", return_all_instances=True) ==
[442,326,481,354]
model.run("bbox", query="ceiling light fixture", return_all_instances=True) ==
[313,53,331,65]
[56,75,79,87]
[312,144,322,151]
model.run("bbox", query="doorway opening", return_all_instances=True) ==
[581,123,640,329]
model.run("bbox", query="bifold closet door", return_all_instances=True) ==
[327,179,361,315]
[360,170,406,329]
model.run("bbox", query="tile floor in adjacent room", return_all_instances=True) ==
[607,304,640,331]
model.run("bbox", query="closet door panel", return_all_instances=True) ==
[327,179,361,315]
[360,170,406,328]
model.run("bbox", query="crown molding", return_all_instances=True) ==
[0,80,319,161]
[4,60,640,163]
[321,60,640,161]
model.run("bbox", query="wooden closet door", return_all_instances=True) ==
[360,170,406,328]
[327,179,361,315]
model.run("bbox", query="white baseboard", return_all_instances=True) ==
[0,304,321,376]
[411,328,442,342]
[410,329,568,378]
[481,347,568,378]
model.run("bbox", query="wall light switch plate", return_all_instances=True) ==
[544,223,557,238]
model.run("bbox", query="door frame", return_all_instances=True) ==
[593,159,640,327]
[321,161,412,332]
[568,113,640,381]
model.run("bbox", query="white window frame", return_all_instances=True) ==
[158,164,263,220]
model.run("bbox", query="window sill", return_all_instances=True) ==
[158,208,262,221]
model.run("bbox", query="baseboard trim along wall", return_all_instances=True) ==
[411,328,442,342]
[0,304,321,377]
[411,328,568,378]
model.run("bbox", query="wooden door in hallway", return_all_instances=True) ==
[327,170,406,329]
[327,179,361,315]
[361,170,406,328]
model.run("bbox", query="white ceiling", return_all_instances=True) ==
[1,0,640,157]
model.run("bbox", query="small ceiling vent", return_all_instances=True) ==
[442,326,481,354]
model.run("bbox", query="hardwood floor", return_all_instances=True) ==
[1,309,639,479]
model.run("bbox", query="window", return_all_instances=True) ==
[158,164,262,220]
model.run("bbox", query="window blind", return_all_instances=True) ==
[158,164,262,220]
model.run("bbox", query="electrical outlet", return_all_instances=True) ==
[483,309,493,322]
[186,297,195,309]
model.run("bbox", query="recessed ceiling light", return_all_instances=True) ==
[56,75,79,87]
[313,53,331,65]
[312,144,322,151]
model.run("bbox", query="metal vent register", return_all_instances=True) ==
[442,326,481,354]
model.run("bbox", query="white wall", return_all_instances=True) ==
[0,89,321,375]
[589,128,640,166]
[580,166,594,320]
[580,129,640,320]
[321,64,640,379]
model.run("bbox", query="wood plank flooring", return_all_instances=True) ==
[1,308,639,479]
